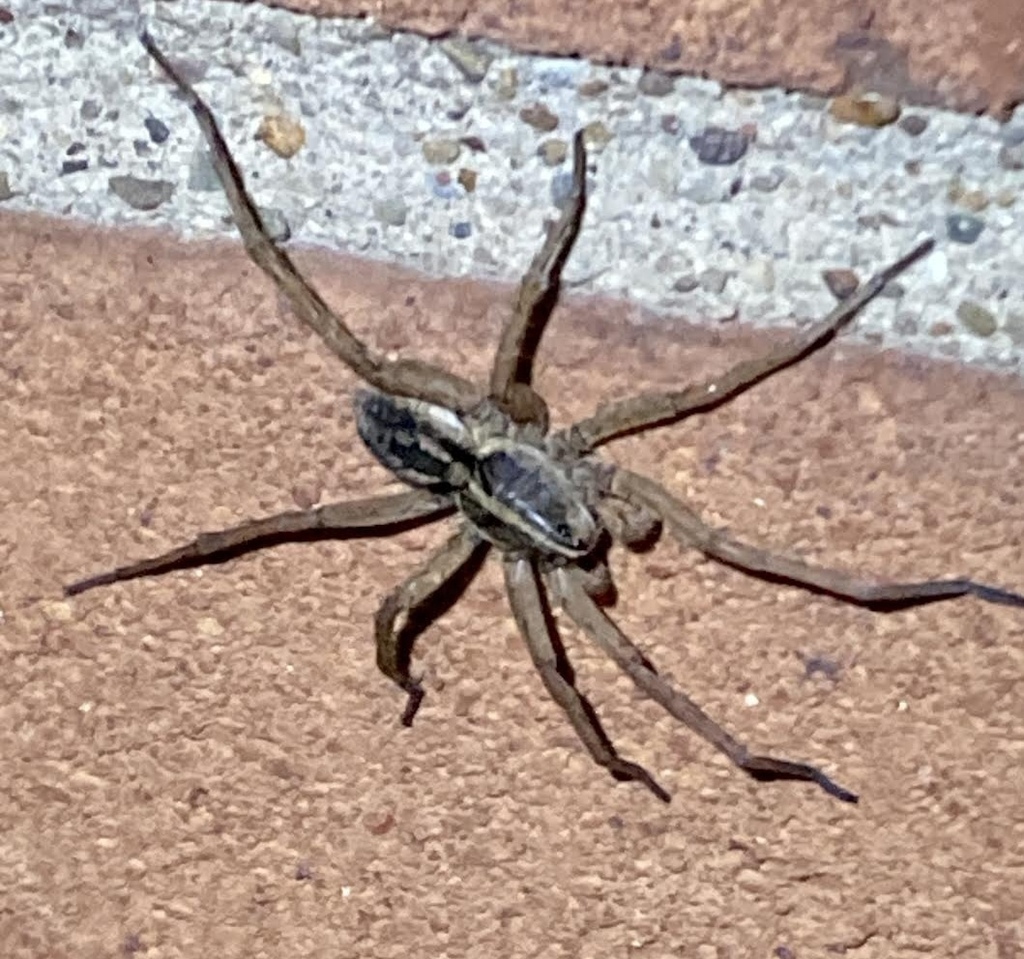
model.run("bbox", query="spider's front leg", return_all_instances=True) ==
[374,527,486,725]
[139,30,480,412]
[569,238,936,450]
[488,130,588,428]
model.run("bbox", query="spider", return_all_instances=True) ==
[66,30,1024,805]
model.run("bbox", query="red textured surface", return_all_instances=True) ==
[2,211,1023,957]
[239,0,1024,116]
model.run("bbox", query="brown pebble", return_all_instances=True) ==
[829,92,901,128]
[255,113,306,159]
[822,268,860,300]
[519,102,559,133]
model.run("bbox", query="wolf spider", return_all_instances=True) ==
[66,30,1024,805]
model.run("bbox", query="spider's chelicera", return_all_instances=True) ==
[66,29,1024,805]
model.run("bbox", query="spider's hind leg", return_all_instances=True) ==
[616,470,1024,611]
[549,566,858,803]
[374,527,486,725]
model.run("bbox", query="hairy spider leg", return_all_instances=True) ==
[489,130,589,428]
[139,29,481,412]
[375,528,486,725]
[504,557,672,801]
[570,238,936,450]
[65,491,450,596]
[551,567,858,802]
[617,470,1024,609]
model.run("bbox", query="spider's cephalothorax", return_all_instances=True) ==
[355,388,602,560]
[64,29,1024,807]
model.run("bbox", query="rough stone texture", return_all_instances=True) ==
[2,212,1023,957]
[241,0,1024,116]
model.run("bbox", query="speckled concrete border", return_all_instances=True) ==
[4,0,1024,373]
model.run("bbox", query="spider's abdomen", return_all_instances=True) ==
[459,439,600,559]
[353,389,474,491]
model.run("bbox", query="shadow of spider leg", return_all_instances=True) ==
[617,470,1024,609]
[139,30,480,413]
[548,566,858,803]
[489,131,588,428]
[375,527,487,725]
[570,239,936,450]
[64,491,452,596]
[503,557,672,802]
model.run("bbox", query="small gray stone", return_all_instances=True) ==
[80,99,102,121]
[440,39,493,83]
[898,113,928,136]
[660,114,681,136]
[688,126,750,165]
[108,175,174,211]
[750,167,784,192]
[421,138,461,165]
[637,70,675,97]
[672,273,699,293]
[373,196,408,227]
[945,213,984,244]
[60,158,88,175]
[699,268,730,294]
[538,138,568,166]
[998,143,1024,171]
[445,101,471,121]
[956,300,997,337]
[577,77,609,98]
[519,102,559,132]
[450,221,472,239]
[144,115,170,144]
[0,171,13,202]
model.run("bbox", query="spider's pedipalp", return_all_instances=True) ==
[615,469,1024,610]
[64,490,451,596]
[549,567,859,803]
[374,527,486,726]
[503,557,671,802]
[595,489,662,551]
[570,238,936,450]
[139,29,481,412]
